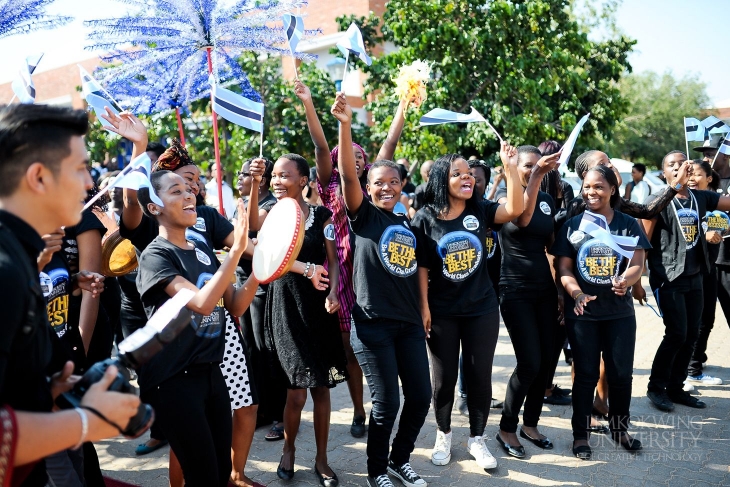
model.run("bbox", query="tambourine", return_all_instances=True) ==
[101,229,138,276]
[252,197,304,284]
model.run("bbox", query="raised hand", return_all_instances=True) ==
[330,92,351,125]
[533,150,563,176]
[100,108,148,145]
[38,227,64,270]
[294,80,312,103]
[499,141,518,173]
[231,198,249,256]
[249,158,266,183]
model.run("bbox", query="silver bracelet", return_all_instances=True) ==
[72,407,88,450]
[306,264,316,279]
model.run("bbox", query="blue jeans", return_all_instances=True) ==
[351,318,431,477]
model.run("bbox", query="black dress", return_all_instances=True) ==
[264,204,348,389]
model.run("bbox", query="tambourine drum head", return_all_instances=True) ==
[252,197,304,284]
[101,230,138,276]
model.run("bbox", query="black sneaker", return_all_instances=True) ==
[667,390,707,409]
[543,393,571,405]
[647,390,675,412]
[367,474,395,487]
[387,461,427,487]
[351,415,367,438]
[552,384,572,397]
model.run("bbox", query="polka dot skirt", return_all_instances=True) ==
[220,311,253,410]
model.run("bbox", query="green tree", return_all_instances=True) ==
[338,0,635,166]
[85,53,363,183]
[603,72,711,167]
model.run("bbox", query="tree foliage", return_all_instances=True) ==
[85,53,365,181]
[338,0,635,166]
[603,72,711,167]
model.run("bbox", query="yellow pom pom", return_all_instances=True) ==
[393,60,432,111]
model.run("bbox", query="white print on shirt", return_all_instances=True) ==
[195,248,212,265]
[463,215,479,231]
[194,217,207,232]
[539,201,551,215]
[324,224,335,241]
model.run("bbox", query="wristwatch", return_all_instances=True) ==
[672,181,683,191]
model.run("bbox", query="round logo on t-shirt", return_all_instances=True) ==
[569,230,586,245]
[576,238,619,286]
[324,223,335,241]
[195,247,212,266]
[463,215,480,231]
[485,230,498,260]
[705,210,730,233]
[192,272,223,338]
[194,217,207,232]
[378,225,417,277]
[539,201,552,215]
[39,272,53,297]
[437,231,483,282]
[677,208,700,249]
[186,228,208,247]
[46,268,70,337]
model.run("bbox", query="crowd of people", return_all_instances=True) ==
[0,82,728,487]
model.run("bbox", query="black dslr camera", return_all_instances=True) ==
[56,290,195,438]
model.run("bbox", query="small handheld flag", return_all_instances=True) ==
[719,132,730,157]
[578,211,639,260]
[702,115,730,135]
[282,13,304,79]
[211,79,264,133]
[80,66,123,128]
[684,117,705,142]
[336,23,372,66]
[84,153,163,210]
[557,113,590,167]
[11,53,43,104]
[419,107,486,126]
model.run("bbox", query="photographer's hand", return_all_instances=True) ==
[81,365,142,441]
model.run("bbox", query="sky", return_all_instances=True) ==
[0,0,727,106]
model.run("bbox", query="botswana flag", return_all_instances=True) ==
[685,117,706,142]
[702,115,730,135]
[578,211,639,260]
[719,133,730,156]
[282,13,304,55]
[11,53,43,104]
[336,22,372,66]
[419,107,486,126]
[211,78,264,133]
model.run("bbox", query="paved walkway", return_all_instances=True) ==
[96,277,730,486]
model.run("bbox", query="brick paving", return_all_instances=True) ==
[96,277,730,486]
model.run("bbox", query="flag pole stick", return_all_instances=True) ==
[711,144,721,169]
[341,51,350,92]
[175,107,187,147]
[684,117,691,160]
[259,130,264,158]
[291,52,299,81]
[206,47,226,217]
[8,94,17,104]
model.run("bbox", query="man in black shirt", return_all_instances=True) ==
[0,104,139,486]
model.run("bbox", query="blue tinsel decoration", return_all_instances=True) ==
[85,0,319,109]
[0,0,72,39]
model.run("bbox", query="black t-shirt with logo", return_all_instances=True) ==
[348,200,421,325]
[412,200,501,317]
[645,190,720,285]
[62,209,106,274]
[713,177,730,266]
[136,236,226,390]
[496,189,555,289]
[552,211,651,321]
[705,207,730,265]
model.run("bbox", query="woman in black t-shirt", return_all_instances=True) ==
[640,152,730,413]
[492,146,562,459]
[331,94,430,487]
[553,165,650,460]
[136,171,258,487]
[412,144,525,471]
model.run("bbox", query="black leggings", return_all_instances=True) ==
[566,315,636,441]
[499,286,557,433]
[428,311,499,436]
[146,364,232,487]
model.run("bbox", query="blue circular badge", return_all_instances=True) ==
[577,238,619,286]
[705,211,730,232]
[191,272,222,338]
[677,208,699,249]
[436,231,483,282]
[378,225,417,277]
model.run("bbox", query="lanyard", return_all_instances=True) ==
[670,191,699,241]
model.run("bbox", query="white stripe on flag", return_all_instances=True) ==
[109,154,164,206]
[579,211,638,260]
[720,133,730,156]
[282,13,304,54]
[557,113,590,166]
[336,22,372,66]
[685,117,705,142]
[419,107,486,126]
[211,82,264,133]
[702,116,730,134]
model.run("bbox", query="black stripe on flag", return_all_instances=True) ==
[286,16,296,41]
[707,120,724,130]
[686,124,700,133]
[214,96,262,122]
[723,139,730,148]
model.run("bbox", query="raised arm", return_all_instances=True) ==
[618,163,689,218]
[514,151,561,227]
[493,141,525,224]
[294,81,333,184]
[376,98,408,162]
[331,92,364,213]
[101,110,150,231]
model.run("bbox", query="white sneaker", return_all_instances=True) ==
[468,436,498,470]
[430,430,451,466]
[687,373,723,385]
[683,381,695,392]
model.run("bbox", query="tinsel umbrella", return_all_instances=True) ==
[0,0,71,40]
[85,0,317,215]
